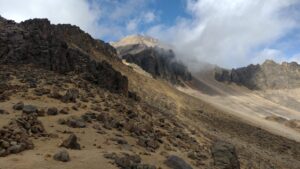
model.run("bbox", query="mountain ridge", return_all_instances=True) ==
[215,59,300,90]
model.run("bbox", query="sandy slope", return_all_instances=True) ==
[178,70,300,142]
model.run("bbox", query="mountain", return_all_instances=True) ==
[112,35,192,85]
[1,16,300,169]
[215,60,300,90]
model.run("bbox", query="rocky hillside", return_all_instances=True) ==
[0,16,243,169]
[0,16,128,95]
[215,60,300,90]
[112,35,192,85]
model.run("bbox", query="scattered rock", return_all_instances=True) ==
[59,107,69,114]
[47,107,58,116]
[211,141,240,169]
[164,155,193,169]
[0,109,9,115]
[13,101,24,110]
[53,149,70,162]
[104,153,156,169]
[81,111,97,123]
[22,105,37,114]
[60,134,81,150]
[59,116,86,128]
[62,89,79,103]
[34,88,51,96]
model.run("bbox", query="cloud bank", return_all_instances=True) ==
[0,0,103,37]
[148,0,300,69]
[0,0,157,40]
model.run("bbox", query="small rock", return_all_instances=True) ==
[22,105,37,114]
[0,109,9,114]
[62,89,79,103]
[7,144,24,154]
[13,101,24,110]
[60,134,81,150]
[37,108,46,116]
[53,149,70,162]
[59,107,69,114]
[47,107,58,116]
[164,155,193,169]
[67,118,86,128]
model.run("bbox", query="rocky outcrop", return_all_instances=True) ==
[112,35,192,85]
[0,17,128,95]
[122,47,192,85]
[215,60,300,90]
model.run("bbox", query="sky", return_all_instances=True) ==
[1,0,300,69]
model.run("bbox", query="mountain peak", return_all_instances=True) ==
[111,34,169,49]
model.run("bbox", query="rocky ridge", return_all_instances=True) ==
[0,17,128,95]
[215,60,300,90]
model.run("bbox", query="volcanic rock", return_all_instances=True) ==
[164,155,193,169]
[0,17,128,95]
[53,149,70,162]
[13,102,24,110]
[47,107,58,116]
[215,60,300,90]
[22,105,37,114]
[211,141,240,169]
[60,134,81,150]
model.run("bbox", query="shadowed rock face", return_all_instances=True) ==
[122,47,192,85]
[215,60,300,90]
[0,17,128,95]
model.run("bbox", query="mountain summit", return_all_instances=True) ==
[111,34,163,48]
[112,35,192,85]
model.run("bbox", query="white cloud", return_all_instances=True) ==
[126,19,138,32]
[0,0,158,41]
[144,12,156,23]
[0,0,102,37]
[148,0,300,69]
[251,48,286,64]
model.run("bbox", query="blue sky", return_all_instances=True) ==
[93,0,192,41]
[1,0,300,68]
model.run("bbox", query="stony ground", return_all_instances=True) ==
[0,65,221,169]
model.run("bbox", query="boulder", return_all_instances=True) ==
[62,89,79,103]
[22,105,37,114]
[47,107,58,116]
[53,149,70,162]
[211,141,240,169]
[164,155,193,169]
[60,134,81,150]
[13,102,24,110]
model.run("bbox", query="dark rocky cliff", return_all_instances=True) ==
[215,60,300,90]
[115,43,192,85]
[122,47,192,85]
[0,16,128,95]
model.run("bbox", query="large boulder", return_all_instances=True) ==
[211,141,240,169]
